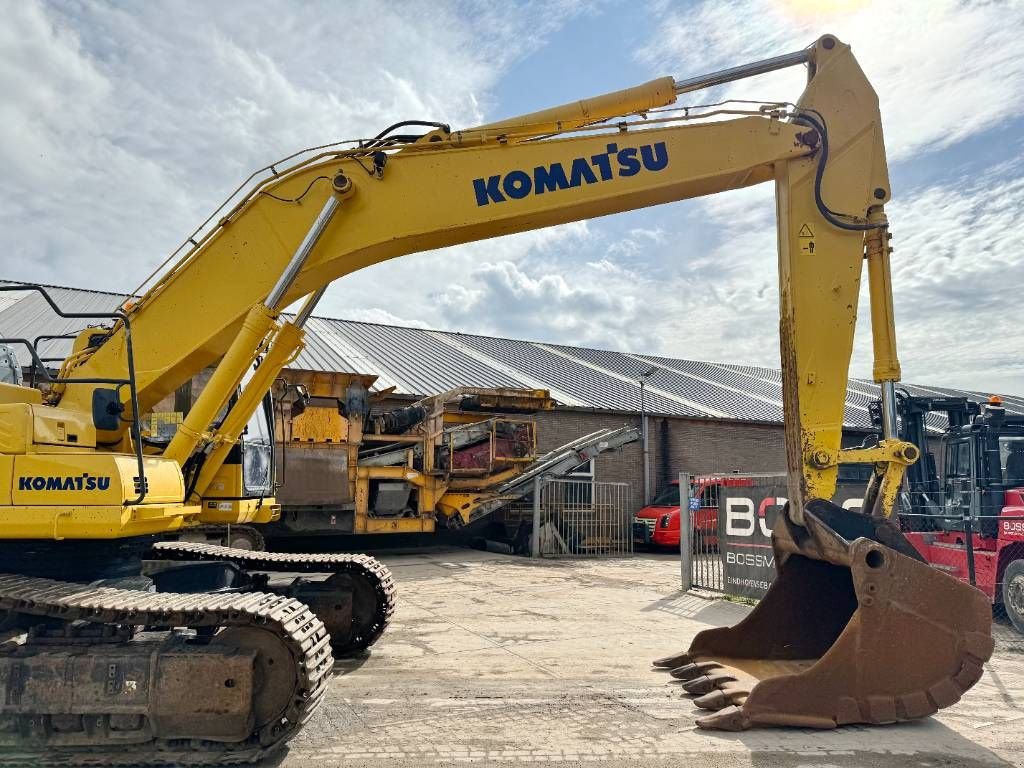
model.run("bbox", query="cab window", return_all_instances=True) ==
[1001,436,1024,485]
[946,440,972,478]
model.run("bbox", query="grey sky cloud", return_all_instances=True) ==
[0,0,586,289]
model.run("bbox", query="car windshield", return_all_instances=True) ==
[650,485,680,506]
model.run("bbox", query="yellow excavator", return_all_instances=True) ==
[0,34,992,763]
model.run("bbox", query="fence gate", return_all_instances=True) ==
[680,473,806,595]
[530,477,632,558]
[680,473,757,594]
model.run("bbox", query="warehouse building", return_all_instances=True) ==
[3,279,1023,514]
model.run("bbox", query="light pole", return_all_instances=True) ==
[639,366,658,505]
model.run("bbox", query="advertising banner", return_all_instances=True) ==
[718,481,864,599]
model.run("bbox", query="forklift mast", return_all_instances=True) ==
[872,392,1024,528]
[869,391,980,493]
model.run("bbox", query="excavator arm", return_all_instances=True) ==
[59,35,901,518]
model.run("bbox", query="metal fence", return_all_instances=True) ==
[520,477,633,558]
[680,473,787,595]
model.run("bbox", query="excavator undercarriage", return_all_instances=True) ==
[0,573,332,765]
[0,536,394,765]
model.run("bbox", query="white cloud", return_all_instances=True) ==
[639,0,1024,161]
[339,308,430,329]
[0,0,588,288]
[619,0,1024,392]
[605,226,667,259]
[882,160,1024,391]
[2,0,1021,397]
[435,256,649,349]
[426,220,766,357]
[320,220,595,332]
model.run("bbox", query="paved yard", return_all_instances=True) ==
[279,549,1024,767]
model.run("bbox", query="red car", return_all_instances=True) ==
[633,477,754,550]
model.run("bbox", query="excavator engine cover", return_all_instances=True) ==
[655,499,994,730]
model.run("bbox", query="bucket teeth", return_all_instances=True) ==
[693,689,734,710]
[682,673,736,695]
[696,705,750,731]
[669,661,720,680]
[652,650,692,669]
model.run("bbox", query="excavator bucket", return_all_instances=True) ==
[654,499,994,730]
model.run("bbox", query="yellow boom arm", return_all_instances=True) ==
[57,35,908,519]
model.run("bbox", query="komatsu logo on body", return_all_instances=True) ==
[472,141,669,207]
[18,474,111,492]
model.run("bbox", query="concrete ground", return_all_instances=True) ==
[278,549,1024,767]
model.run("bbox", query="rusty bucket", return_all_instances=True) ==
[654,499,994,730]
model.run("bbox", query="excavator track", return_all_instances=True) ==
[164,525,267,552]
[148,541,396,654]
[0,573,333,766]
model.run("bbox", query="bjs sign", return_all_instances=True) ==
[718,482,864,600]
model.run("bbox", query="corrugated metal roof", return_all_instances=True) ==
[1,279,1021,431]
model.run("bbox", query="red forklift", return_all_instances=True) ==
[871,393,1024,632]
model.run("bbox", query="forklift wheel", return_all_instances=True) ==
[1001,559,1024,635]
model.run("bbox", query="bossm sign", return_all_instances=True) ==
[472,141,669,206]
[718,482,864,600]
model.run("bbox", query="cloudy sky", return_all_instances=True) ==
[2,0,1023,393]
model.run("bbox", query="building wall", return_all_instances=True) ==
[532,408,875,515]
[532,409,790,514]
[534,408,645,511]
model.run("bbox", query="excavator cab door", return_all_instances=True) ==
[240,392,275,498]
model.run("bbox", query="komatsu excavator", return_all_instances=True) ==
[0,34,992,763]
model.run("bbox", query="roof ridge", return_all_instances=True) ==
[0,278,133,300]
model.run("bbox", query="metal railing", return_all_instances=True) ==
[527,477,633,558]
[0,284,149,505]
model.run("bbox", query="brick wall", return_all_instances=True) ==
[534,409,788,514]
[534,409,645,509]
[533,408,873,515]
